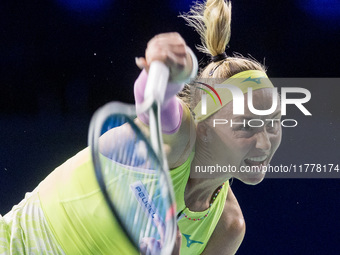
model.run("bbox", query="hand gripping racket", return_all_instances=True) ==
[88,61,177,255]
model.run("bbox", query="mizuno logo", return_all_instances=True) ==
[182,234,204,248]
[241,76,264,84]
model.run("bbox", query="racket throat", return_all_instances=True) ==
[148,103,168,171]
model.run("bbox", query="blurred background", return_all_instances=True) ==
[1,0,339,254]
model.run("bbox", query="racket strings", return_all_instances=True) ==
[96,114,172,250]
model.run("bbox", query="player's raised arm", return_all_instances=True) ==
[134,32,197,169]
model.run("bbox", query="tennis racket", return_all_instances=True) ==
[88,61,177,255]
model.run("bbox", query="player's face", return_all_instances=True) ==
[208,88,282,184]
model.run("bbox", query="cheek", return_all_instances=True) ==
[213,127,257,160]
[235,138,255,153]
[224,137,255,161]
[270,130,282,151]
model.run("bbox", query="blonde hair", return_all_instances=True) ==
[178,0,266,110]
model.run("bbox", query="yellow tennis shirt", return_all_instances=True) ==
[1,148,228,255]
[38,147,138,255]
[170,154,229,255]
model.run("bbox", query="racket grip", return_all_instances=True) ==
[144,61,170,105]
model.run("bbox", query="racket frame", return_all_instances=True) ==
[88,61,177,254]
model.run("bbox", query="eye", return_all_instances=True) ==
[233,124,253,132]
[266,120,280,133]
[231,124,256,138]
[240,125,252,131]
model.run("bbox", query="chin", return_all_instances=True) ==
[240,171,266,185]
[239,158,272,185]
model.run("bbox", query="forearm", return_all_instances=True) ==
[134,69,183,134]
[134,45,197,134]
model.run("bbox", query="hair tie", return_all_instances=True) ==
[211,52,227,62]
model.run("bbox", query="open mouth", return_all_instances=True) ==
[244,155,268,167]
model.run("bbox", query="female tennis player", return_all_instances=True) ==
[0,0,281,254]
[134,0,281,254]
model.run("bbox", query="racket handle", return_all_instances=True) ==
[144,61,170,105]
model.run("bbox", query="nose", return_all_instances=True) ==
[255,131,271,151]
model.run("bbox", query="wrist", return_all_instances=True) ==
[170,46,198,83]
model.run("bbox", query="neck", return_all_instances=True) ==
[184,138,231,212]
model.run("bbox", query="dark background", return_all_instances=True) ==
[1,0,339,254]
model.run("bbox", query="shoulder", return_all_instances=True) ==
[201,186,245,255]
[135,100,196,169]
[219,187,245,239]
[164,101,197,169]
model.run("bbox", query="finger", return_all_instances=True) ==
[147,35,186,57]
[166,51,187,73]
[148,38,187,56]
[167,44,187,58]
[153,32,185,44]
[135,57,148,70]
[140,237,161,255]
[144,32,189,76]
[140,241,147,255]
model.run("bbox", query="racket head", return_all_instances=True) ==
[88,101,176,255]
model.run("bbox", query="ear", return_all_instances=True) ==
[196,122,208,142]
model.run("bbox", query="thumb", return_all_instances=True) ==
[139,237,161,255]
[135,57,148,71]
